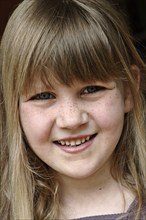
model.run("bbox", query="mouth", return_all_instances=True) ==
[54,133,97,147]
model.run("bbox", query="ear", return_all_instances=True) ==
[124,65,140,113]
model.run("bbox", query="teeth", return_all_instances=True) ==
[65,141,70,146]
[57,135,91,147]
[81,138,86,143]
[85,136,90,141]
[76,139,82,145]
[70,141,76,146]
[60,141,65,145]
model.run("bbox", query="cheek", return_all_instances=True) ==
[90,94,125,130]
[19,107,52,144]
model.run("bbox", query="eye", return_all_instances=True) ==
[30,92,55,100]
[81,85,105,94]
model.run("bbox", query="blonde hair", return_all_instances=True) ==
[0,0,146,219]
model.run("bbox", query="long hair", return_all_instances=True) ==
[0,0,146,219]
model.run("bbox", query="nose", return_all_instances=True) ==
[56,101,89,129]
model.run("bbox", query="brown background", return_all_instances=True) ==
[0,0,21,38]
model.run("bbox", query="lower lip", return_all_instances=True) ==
[56,136,96,154]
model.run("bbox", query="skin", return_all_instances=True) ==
[19,79,134,218]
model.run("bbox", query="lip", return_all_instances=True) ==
[54,133,97,154]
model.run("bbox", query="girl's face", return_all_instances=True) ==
[19,79,132,179]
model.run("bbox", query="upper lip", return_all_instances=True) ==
[53,133,97,142]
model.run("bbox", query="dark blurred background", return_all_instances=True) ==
[0,0,146,59]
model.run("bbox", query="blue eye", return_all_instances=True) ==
[82,86,105,94]
[30,92,55,100]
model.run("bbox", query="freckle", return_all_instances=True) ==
[98,188,102,191]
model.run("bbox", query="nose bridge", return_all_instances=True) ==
[56,99,88,129]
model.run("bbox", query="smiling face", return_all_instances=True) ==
[19,79,132,179]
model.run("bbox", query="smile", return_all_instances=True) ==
[55,134,97,147]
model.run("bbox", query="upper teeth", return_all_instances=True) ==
[58,136,90,147]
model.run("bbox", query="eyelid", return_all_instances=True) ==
[29,91,56,100]
[81,85,106,95]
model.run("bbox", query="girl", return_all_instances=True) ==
[0,0,146,219]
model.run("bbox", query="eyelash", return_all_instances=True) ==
[29,86,105,101]
[30,92,55,100]
[81,85,105,94]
